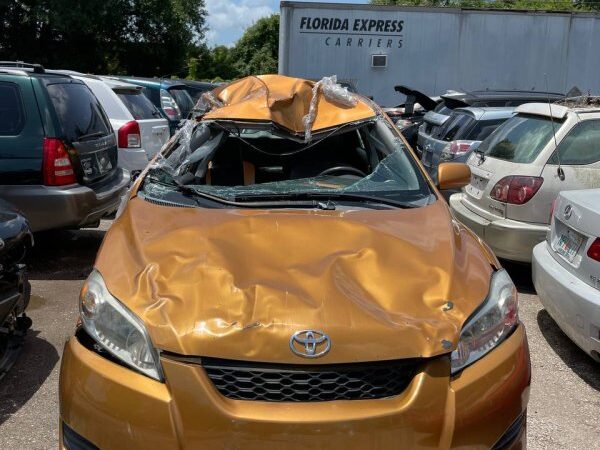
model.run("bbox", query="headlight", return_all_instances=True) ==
[79,270,163,381]
[451,269,518,374]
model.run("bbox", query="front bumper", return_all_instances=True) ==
[532,242,600,362]
[59,325,530,450]
[450,193,548,263]
[0,169,130,232]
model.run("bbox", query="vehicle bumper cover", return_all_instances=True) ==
[532,242,600,361]
[0,169,130,232]
[59,325,530,450]
[449,193,548,262]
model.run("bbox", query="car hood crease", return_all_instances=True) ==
[94,198,493,363]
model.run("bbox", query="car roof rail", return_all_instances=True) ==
[0,61,45,73]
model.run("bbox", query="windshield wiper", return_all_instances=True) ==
[77,131,105,142]
[474,148,486,163]
[144,168,417,210]
[157,180,338,210]
[234,192,418,209]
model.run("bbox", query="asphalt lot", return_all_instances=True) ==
[0,221,598,449]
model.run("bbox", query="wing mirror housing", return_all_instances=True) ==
[438,162,471,190]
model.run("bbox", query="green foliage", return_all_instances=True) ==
[0,0,207,76]
[371,0,600,11]
[231,14,280,76]
[185,13,280,81]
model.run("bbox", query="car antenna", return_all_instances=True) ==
[545,74,565,181]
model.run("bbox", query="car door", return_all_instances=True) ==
[540,117,600,222]
[0,76,44,185]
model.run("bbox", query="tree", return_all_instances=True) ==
[0,0,207,76]
[185,13,280,81]
[371,0,597,10]
[231,14,280,77]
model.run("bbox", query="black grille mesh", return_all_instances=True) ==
[202,358,419,402]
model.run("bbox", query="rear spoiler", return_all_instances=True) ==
[514,103,569,120]
[423,110,450,126]
[394,85,438,113]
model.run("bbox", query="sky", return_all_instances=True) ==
[205,0,367,47]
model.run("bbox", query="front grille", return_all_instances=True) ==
[202,358,420,402]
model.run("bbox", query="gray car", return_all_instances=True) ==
[418,107,515,182]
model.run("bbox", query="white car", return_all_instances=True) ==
[532,189,600,361]
[450,102,600,262]
[55,71,170,175]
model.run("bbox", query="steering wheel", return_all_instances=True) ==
[318,166,367,177]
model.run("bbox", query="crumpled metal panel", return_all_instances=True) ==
[202,75,376,134]
[95,197,494,363]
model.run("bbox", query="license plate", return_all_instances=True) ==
[81,151,113,178]
[555,228,585,262]
[96,151,113,174]
[465,174,487,199]
[81,158,93,176]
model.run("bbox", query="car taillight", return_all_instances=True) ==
[549,197,558,223]
[447,140,474,155]
[160,89,181,120]
[42,137,77,186]
[490,176,543,205]
[441,140,477,161]
[118,121,141,148]
[587,238,600,262]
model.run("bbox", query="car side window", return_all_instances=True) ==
[549,119,600,165]
[0,82,26,136]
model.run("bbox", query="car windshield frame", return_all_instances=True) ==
[479,113,561,164]
[142,117,435,209]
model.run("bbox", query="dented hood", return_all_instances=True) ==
[202,75,376,134]
[95,198,494,364]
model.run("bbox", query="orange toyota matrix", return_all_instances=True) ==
[59,76,530,450]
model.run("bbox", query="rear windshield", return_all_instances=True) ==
[465,118,508,141]
[480,114,557,163]
[117,90,160,120]
[433,104,452,115]
[169,88,194,119]
[438,113,473,141]
[47,82,111,142]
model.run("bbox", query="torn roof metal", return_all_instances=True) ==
[202,75,377,134]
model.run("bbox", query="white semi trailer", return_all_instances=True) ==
[279,1,600,105]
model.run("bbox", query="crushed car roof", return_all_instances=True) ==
[202,75,377,135]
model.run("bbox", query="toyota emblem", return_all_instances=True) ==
[289,330,331,358]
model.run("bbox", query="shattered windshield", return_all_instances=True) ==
[142,117,433,209]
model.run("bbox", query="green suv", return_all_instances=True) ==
[0,63,129,232]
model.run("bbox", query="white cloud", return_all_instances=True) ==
[205,0,276,46]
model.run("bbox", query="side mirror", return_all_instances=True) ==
[438,162,471,190]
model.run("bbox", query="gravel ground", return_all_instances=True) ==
[0,222,598,449]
